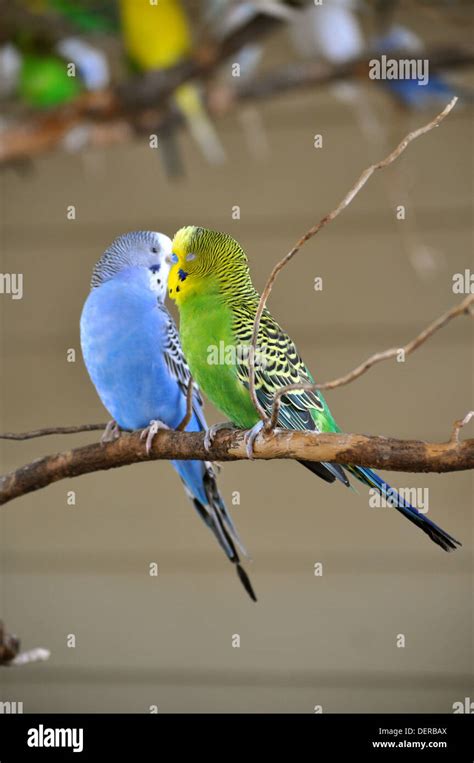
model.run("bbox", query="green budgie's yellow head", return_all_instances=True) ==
[169,226,253,306]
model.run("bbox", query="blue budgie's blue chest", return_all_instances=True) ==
[80,271,186,430]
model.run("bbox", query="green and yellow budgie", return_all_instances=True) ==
[168,226,460,553]
[119,0,225,169]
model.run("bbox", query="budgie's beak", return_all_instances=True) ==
[168,253,187,303]
[169,226,196,303]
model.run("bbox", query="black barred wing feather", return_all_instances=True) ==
[234,307,325,432]
[233,306,349,487]
[160,304,205,427]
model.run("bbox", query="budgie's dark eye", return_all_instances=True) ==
[151,247,158,254]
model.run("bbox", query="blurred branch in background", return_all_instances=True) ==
[0,0,304,165]
[1,47,473,166]
[235,47,474,101]
[0,0,473,166]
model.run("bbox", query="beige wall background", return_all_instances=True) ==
[1,21,473,713]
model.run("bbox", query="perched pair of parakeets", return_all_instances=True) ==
[80,227,460,601]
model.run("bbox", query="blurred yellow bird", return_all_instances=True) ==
[120,0,225,167]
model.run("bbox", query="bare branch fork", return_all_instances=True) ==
[248,97,462,428]
[268,294,474,429]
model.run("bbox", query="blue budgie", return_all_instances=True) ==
[80,230,256,601]
[372,24,462,110]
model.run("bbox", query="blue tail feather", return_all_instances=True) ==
[347,465,461,552]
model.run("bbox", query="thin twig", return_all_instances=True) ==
[248,97,459,423]
[0,381,192,442]
[0,423,108,440]
[176,380,195,431]
[451,410,474,444]
[268,294,474,429]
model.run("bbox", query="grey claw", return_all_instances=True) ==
[101,420,120,445]
[204,422,236,451]
[244,420,265,460]
[204,424,218,451]
[140,419,169,455]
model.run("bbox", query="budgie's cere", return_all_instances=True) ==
[80,230,256,601]
[168,226,461,553]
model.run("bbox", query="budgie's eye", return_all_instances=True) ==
[151,247,158,254]
[186,253,196,262]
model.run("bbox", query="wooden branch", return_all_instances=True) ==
[1,425,473,507]
[248,97,459,423]
[268,294,474,428]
